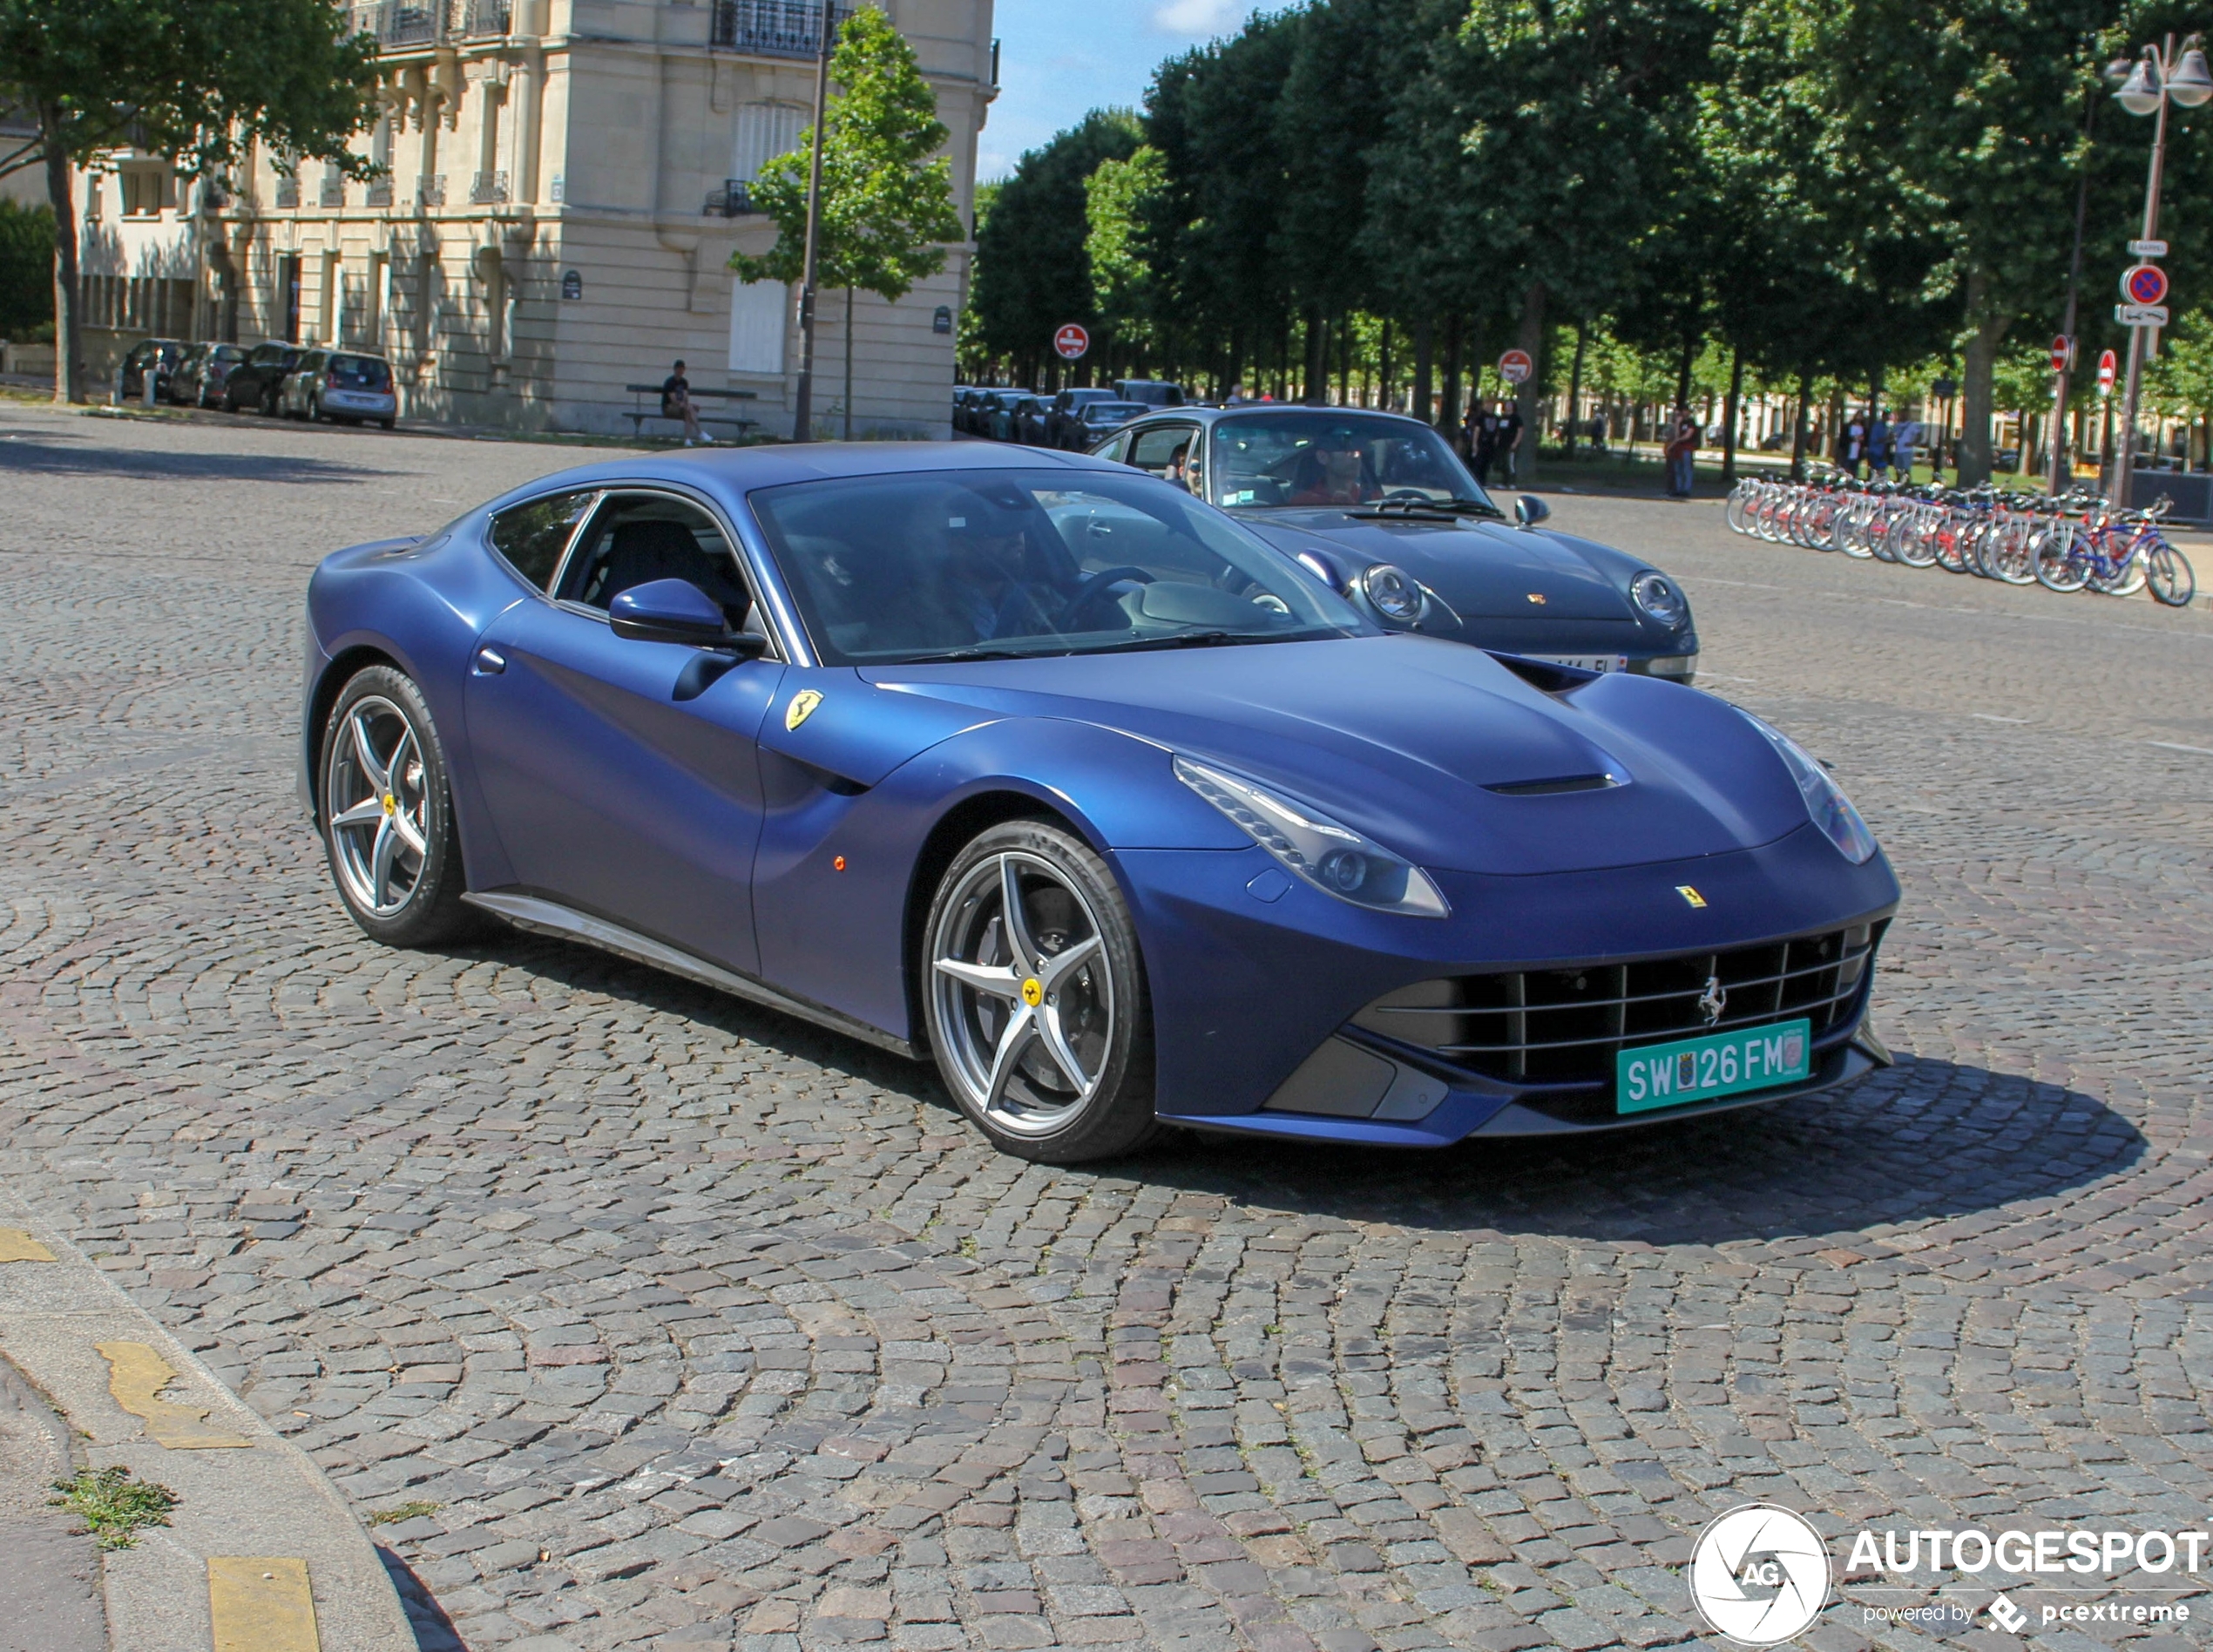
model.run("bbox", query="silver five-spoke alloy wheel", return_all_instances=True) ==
[931,850,1114,1137]
[324,694,431,917]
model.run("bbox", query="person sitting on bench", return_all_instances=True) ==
[661,359,710,445]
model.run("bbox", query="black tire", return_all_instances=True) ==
[2148,543,2197,606]
[261,385,279,416]
[318,666,477,948]
[379,417,396,431]
[921,819,1157,1162]
[308,394,322,423]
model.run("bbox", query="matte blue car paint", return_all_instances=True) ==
[301,443,1898,1148]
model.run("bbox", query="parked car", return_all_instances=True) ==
[278,349,399,429]
[1115,379,1187,409]
[301,443,1896,1161]
[1073,401,1148,443]
[1093,405,1699,681]
[171,342,249,409]
[118,338,186,403]
[1047,387,1124,449]
[954,387,1001,436]
[986,391,1046,444]
[221,342,307,415]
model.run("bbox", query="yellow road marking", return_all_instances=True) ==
[96,1341,250,1449]
[0,1227,56,1262]
[209,1557,320,1652]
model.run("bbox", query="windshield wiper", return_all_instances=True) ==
[909,645,1034,663]
[1081,628,1329,655]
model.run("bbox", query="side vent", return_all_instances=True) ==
[1486,651,1599,693]
[1484,774,1620,796]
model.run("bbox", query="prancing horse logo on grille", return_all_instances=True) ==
[1697,974,1727,1026]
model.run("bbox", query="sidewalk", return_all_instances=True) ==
[0,1200,415,1652]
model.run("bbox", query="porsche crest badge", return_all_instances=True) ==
[785,690,823,731]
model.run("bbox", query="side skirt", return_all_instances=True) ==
[462,890,918,1060]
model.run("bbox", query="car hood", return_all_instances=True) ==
[1240,511,1634,620]
[859,634,1808,875]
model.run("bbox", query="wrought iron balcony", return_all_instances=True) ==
[366,177,394,207]
[711,0,852,58]
[703,179,763,217]
[416,173,445,207]
[470,170,509,205]
[351,2,438,46]
[320,172,347,208]
[453,0,511,37]
[274,175,301,209]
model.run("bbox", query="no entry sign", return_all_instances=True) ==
[2122,264,2169,307]
[2098,349,2118,393]
[1053,323,1090,361]
[2049,335,2074,372]
[1497,349,1533,385]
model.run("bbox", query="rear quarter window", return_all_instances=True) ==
[488,491,599,592]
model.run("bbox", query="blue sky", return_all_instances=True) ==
[978,0,1269,181]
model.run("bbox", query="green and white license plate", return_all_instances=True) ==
[1617,1018,1811,1114]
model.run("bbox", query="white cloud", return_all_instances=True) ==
[1151,0,1251,37]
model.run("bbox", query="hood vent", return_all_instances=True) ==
[1484,773,1620,796]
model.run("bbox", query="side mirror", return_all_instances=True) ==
[1514,496,1552,528]
[609,578,763,656]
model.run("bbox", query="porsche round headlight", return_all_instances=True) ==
[1740,712,1879,864]
[1362,563,1425,624]
[1173,755,1450,917]
[1631,570,1689,628]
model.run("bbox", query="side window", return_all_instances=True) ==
[558,493,754,627]
[488,490,599,592]
[1093,431,1132,464]
[1129,423,1200,488]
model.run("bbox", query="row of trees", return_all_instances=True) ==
[969,0,2213,484]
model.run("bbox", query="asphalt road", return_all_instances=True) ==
[2,405,2210,1652]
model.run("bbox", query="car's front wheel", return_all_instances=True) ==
[922,820,1156,1162]
[319,667,476,947]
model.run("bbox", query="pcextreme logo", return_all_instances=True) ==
[1689,1505,1831,1645]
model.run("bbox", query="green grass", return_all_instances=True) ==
[366,1500,441,1527]
[50,1466,179,1550]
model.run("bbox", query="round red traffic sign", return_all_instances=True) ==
[2050,335,2073,372]
[1497,349,1533,385]
[2098,349,2118,392]
[2123,263,2169,306]
[1053,322,1090,361]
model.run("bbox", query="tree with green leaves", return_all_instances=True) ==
[1084,145,1167,378]
[732,6,964,437]
[0,0,380,403]
[0,200,54,340]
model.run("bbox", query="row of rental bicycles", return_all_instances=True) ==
[1723,469,2198,605]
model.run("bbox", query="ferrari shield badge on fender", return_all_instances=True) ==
[1675,884,1707,909]
[785,690,824,731]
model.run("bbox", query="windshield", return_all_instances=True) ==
[1207,413,1494,511]
[752,468,1367,666]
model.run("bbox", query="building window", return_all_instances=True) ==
[733,102,807,184]
[120,166,175,217]
[729,279,788,376]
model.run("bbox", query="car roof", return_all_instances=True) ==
[1126,403,1437,430]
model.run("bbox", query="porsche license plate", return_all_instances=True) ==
[1530,653,1628,673]
[1616,1018,1811,1114]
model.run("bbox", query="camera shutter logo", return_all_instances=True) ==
[1689,1504,1831,1645]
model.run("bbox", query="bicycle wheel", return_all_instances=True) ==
[1985,520,2037,585]
[1934,518,1974,573]
[2090,551,2149,596]
[1893,511,1939,568]
[2148,541,2197,606]
[2035,526,2093,592]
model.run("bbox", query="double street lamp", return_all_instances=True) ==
[2108,34,2213,503]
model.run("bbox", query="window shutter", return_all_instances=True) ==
[729,279,788,376]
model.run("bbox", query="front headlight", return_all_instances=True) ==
[1631,570,1689,627]
[1360,563,1425,624]
[1174,756,1450,917]
[1740,713,1878,864]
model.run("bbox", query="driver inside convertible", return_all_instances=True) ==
[1285,434,1382,506]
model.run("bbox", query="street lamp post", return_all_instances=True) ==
[2108,33,2213,504]
[789,0,838,443]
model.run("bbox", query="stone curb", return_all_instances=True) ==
[0,1196,415,1652]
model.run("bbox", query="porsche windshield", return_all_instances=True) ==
[1207,414,1495,511]
[751,470,1366,666]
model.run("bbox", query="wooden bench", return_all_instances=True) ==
[623,383,760,440]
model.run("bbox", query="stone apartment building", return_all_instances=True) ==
[69,0,996,436]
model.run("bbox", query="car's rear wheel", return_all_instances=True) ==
[923,820,1156,1162]
[261,385,279,416]
[320,667,476,947]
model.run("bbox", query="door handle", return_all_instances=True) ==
[473,647,506,675]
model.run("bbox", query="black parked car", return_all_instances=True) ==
[118,338,186,402]
[1114,378,1187,409]
[1092,404,1699,680]
[171,342,249,408]
[221,342,306,415]
[1046,387,1124,449]
[1073,400,1148,443]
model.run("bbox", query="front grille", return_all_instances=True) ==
[1351,921,1883,1091]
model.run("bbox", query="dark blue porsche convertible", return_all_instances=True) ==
[301,443,1897,1161]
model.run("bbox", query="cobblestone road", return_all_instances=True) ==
[3,407,2211,1652]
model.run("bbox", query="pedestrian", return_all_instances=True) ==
[1458,403,1481,464]
[1840,409,1867,477]
[661,359,708,445]
[1866,410,1894,482]
[1471,403,1500,485]
[1663,409,1698,498]
[1588,411,1606,456]
[1891,410,1922,481]
[1496,400,1526,486]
